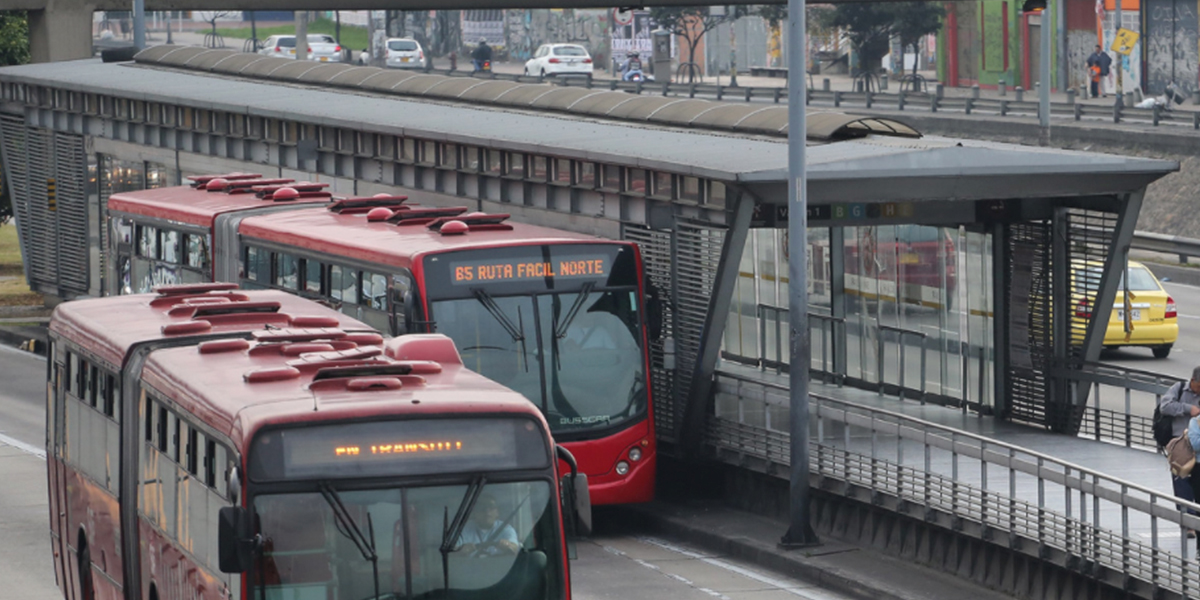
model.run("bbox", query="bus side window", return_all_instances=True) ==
[186,427,199,475]
[157,405,169,454]
[303,259,323,295]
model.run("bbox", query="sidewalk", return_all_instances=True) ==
[617,499,1018,600]
[129,27,1197,115]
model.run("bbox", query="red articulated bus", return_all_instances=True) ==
[104,173,334,295]
[234,199,656,506]
[47,283,590,600]
[104,179,658,506]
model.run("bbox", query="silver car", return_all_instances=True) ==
[259,34,344,62]
[358,38,427,69]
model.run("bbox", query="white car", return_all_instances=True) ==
[357,38,427,69]
[523,44,593,79]
[258,34,344,63]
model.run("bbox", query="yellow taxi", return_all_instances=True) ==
[1074,261,1177,358]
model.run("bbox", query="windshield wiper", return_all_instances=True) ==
[553,283,594,341]
[318,482,380,600]
[472,289,529,370]
[439,475,487,593]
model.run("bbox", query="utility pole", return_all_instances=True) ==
[729,6,738,87]
[1113,0,1123,105]
[132,0,146,49]
[295,12,309,61]
[780,0,819,551]
[1037,0,1051,146]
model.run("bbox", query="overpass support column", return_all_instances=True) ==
[29,4,96,63]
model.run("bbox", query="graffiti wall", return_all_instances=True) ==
[504,9,611,63]
[1143,0,1199,94]
[1100,10,1144,95]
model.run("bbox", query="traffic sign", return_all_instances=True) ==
[613,8,634,26]
[1111,28,1139,55]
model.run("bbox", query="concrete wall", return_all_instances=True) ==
[503,9,610,63]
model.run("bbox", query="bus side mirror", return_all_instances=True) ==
[573,473,592,537]
[218,506,256,573]
[560,473,592,538]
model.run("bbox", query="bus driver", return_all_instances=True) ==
[457,495,520,556]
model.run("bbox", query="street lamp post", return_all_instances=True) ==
[781,0,819,550]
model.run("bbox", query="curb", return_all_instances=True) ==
[0,323,48,356]
[616,501,1007,600]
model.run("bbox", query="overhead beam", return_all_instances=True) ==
[73,0,976,10]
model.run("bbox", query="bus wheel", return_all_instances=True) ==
[78,540,95,600]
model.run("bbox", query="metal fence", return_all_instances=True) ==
[424,68,1200,130]
[710,370,1200,600]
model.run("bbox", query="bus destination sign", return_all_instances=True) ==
[451,255,609,285]
[251,417,550,481]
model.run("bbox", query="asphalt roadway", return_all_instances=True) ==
[0,333,1015,600]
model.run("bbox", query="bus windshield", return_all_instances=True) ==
[432,288,645,436]
[424,245,647,438]
[251,480,562,600]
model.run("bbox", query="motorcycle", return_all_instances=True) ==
[474,60,492,74]
[623,68,654,83]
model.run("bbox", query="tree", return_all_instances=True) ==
[0,11,28,225]
[892,3,944,84]
[196,11,239,49]
[831,2,942,91]
[649,6,742,83]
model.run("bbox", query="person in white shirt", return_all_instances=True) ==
[457,495,519,555]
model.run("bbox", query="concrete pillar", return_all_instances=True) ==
[29,4,96,63]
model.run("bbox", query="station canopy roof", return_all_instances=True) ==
[0,58,1177,206]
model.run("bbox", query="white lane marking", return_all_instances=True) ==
[1175,314,1200,320]
[602,543,732,600]
[635,536,843,600]
[0,431,45,459]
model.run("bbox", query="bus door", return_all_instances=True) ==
[48,342,72,596]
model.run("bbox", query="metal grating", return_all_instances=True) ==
[0,115,29,267]
[24,126,55,290]
[54,133,88,296]
[1006,221,1054,428]
[624,225,680,443]
[1061,209,1119,433]
[673,220,725,440]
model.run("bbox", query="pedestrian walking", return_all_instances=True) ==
[1159,367,1200,536]
[1086,45,1112,98]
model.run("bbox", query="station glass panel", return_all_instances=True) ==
[721,223,994,410]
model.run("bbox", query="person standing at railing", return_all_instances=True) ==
[1159,368,1200,536]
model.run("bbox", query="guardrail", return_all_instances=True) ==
[710,370,1200,600]
[1132,231,1200,263]
[423,66,1200,130]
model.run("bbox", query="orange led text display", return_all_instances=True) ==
[452,257,608,284]
[334,440,464,458]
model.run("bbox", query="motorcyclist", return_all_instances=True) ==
[471,39,493,72]
[620,51,643,81]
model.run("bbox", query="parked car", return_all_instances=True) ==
[258,34,344,62]
[357,38,426,69]
[1073,260,1178,358]
[523,44,593,79]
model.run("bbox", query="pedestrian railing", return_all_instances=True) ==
[709,369,1200,600]
[420,66,1200,130]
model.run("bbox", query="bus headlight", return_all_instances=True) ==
[629,447,642,462]
[616,461,630,475]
